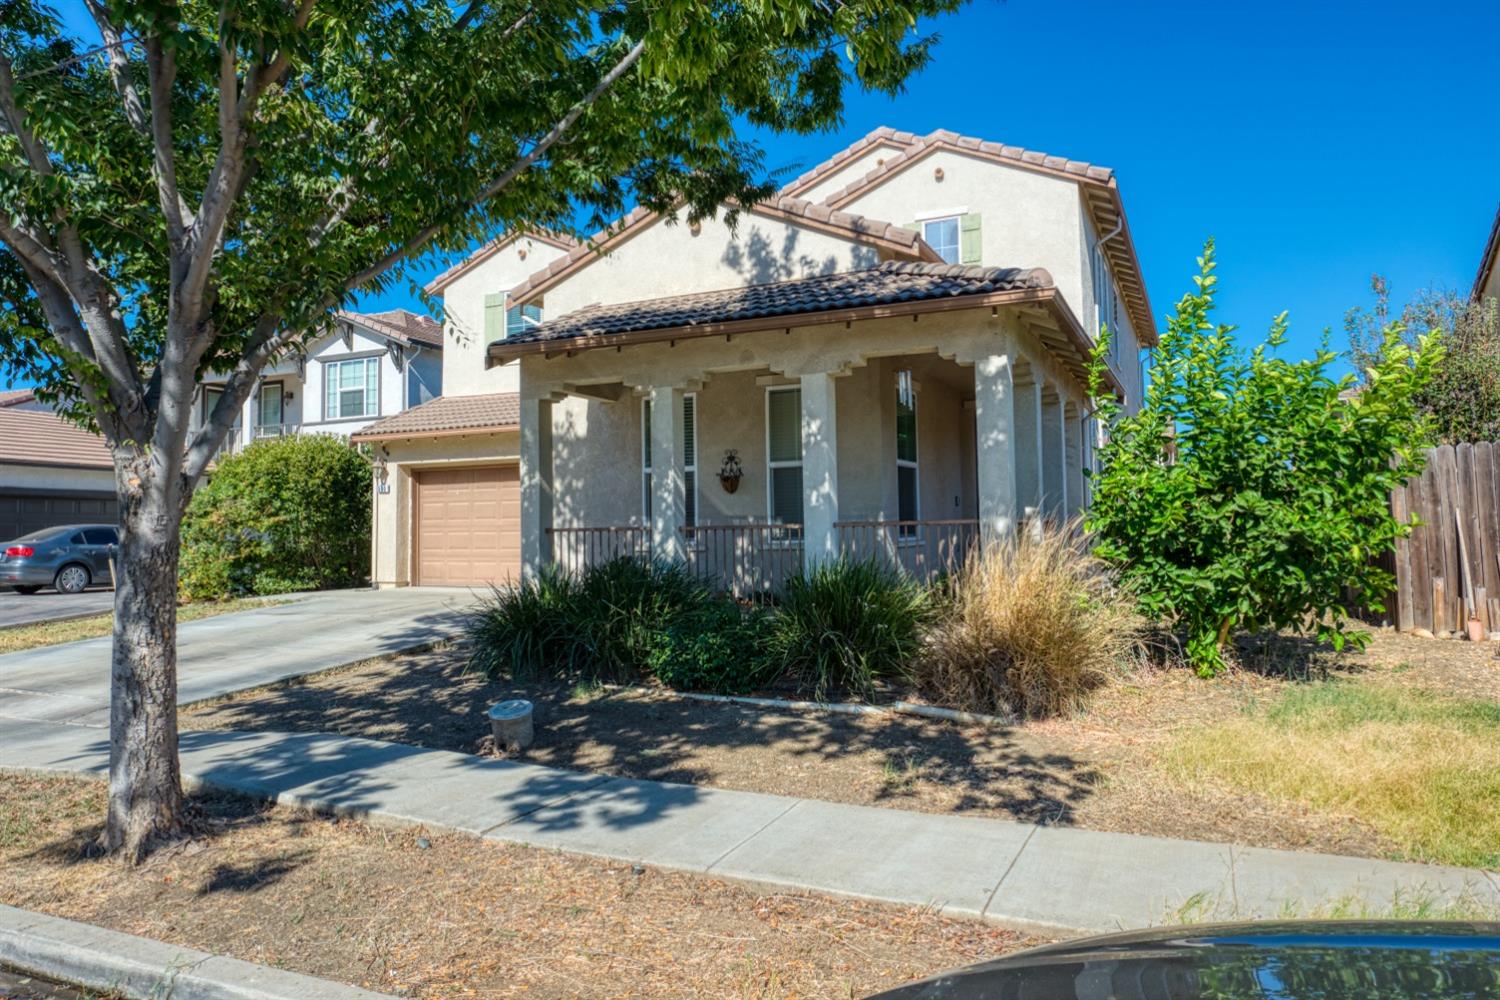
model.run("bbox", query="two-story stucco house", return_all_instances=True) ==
[354,127,1156,592]
[196,309,443,453]
[1475,204,1500,306]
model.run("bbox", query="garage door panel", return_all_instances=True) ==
[414,465,519,588]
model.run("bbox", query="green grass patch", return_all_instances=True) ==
[1164,681,1500,869]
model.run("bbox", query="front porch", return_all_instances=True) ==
[500,269,1116,597]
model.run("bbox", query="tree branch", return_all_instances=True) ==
[343,37,645,292]
[144,37,191,244]
[84,0,149,135]
[0,56,54,175]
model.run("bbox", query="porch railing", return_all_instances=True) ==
[835,519,980,583]
[682,522,804,599]
[548,525,649,578]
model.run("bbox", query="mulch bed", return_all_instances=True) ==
[178,627,1480,862]
[1,774,1030,999]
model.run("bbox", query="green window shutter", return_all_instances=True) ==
[484,293,506,341]
[960,213,983,265]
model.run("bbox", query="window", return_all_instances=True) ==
[766,387,803,525]
[255,383,283,437]
[1091,243,1120,365]
[82,527,117,545]
[922,217,960,265]
[506,300,542,338]
[642,394,697,527]
[895,370,919,538]
[324,357,379,419]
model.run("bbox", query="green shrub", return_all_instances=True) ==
[180,435,370,599]
[465,558,716,683]
[646,601,776,694]
[767,558,932,701]
[919,526,1143,719]
[1086,241,1442,676]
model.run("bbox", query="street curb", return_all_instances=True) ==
[0,903,396,999]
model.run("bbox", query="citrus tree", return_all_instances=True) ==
[1087,242,1442,675]
[0,0,966,858]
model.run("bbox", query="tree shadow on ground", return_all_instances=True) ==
[183,646,1105,827]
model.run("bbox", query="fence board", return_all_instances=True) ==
[1388,441,1500,635]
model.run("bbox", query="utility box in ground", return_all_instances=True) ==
[488,699,534,752]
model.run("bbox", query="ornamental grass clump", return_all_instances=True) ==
[919,526,1143,719]
[768,558,933,701]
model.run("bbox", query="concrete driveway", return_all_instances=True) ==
[0,587,473,730]
[0,588,115,629]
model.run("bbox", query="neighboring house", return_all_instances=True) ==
[196,309,443,451]
[1474,203,1500,305]
[354,126,1157,591]
[0,393,117,539]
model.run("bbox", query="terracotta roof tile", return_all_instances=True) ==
[777,126,920,198]
[0,407,112,468]
[0,389,37,407]
[495,261,1052,351]
[350,392,519,441]
[338,309,444,348]
[423,231,581,295]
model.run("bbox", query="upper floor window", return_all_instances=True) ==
[922,217,960,265]
[1090,244,1121,364]
[507,300,542,337]
[325,357,379,419]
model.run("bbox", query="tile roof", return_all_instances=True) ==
[339,309,444,348]
[423,231,581,296]
[0,389,37,407]
[350,392,520,441]
[506,195,938,306]
[1473,203,1500,301]
[0,406,112,469]
[494,261,1053,352]
[778,126,922,198]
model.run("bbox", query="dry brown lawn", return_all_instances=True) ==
[0,597,284,655]
[0,774,1030,999]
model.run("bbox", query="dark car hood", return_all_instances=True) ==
[867,921,1500,999]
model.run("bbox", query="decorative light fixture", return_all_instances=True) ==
[717,449,743,493]
[933,166,945,182]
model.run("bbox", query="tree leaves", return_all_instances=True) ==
[1087,241,1443,676]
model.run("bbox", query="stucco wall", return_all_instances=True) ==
[537,211,883,319]
[441,237,572,397]
[791,141,911,204]
[371,430,521,586]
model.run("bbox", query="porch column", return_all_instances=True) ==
[972,351,1017,542]
[1041,386,1063,522]
[519,394,554,580]
[648,384,686,563]
[800,371,840,568]
[1014,370,1045,541]
[1065,401,1085,520]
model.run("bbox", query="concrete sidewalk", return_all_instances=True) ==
[7,721,1498,937]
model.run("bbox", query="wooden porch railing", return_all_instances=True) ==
[835,519,980,583]
[682,522,804,599]
[548,525,649,577]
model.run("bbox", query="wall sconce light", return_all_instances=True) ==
[717,449,743,493]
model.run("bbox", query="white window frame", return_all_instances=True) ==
[641,393,698,529]
[1091,243,1121,366]
[254,381,285,438]
[323,356,380,421]
[506,296,543,338]
[764,386,803,532]
[895,370,920,542]
[922,216,961,265]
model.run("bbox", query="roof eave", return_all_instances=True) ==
[423,231,580,296]
[485,286,1124,399]
[350,422,520,444]
[1472,205,1500,302]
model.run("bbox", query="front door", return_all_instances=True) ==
[255,383,284,438]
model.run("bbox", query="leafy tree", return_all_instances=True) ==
[1346,275,1500,444]
[1087,242,1442,676]
[0,0,965,858]
[180,435,370,600]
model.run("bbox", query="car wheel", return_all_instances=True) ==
[13,585,42,595]
[54,564,90,595]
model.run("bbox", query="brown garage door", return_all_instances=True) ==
[414,465,520,587]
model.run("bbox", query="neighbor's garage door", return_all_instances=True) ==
[413,465,520,587]
[0,489,117,541]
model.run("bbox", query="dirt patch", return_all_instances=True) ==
[0,774,1029,999]
[182,636,1425,860]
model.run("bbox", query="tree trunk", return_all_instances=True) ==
[103,472,185,860]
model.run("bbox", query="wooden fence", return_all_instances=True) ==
[1389,442,1500,635]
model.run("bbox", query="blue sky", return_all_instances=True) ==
[16,0,1500,388]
